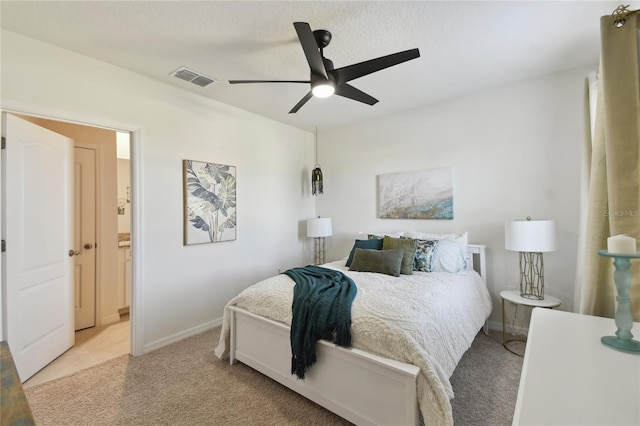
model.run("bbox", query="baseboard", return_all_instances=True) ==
[486,320,503,332]
[141,317,526,355]
[100,313,122,326]
[143,317,223,354]
[487,319,529,336]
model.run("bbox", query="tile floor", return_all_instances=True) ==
[23,315,130,388]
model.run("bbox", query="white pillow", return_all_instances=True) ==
[431,239,468,273]
[358,231,404,239]
[402,231,468,246]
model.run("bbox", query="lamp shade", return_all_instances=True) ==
[307,217,332,238]
[505,219,556,252]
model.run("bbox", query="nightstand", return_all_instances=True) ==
[500,289,561,356]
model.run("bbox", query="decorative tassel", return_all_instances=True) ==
[312,166,323,195]
[335,322,352,347]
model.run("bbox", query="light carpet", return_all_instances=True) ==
[25,327,523,425]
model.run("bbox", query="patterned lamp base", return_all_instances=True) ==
[519,251,545,300]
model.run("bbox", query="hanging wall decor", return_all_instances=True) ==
[183,159,237,245]
[311,126,323,195]
[378,167,453,219]
[312,166,323,195]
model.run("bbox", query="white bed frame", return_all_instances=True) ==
[227,244,487,426]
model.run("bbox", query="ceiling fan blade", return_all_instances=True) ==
[229,80,310,84]
[333,48,420,84]
[293,22,328,79]
[334,84,378,106]
[289,91,313,114]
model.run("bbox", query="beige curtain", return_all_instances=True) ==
[580,11,640,320]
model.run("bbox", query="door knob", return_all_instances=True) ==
[84,243,94,249]
[68,250,80,257]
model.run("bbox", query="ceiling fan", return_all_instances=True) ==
[229,22,420,114]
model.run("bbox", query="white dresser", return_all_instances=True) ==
[513,308,640,425]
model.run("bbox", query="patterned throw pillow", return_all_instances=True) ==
[366,232,403,240]
[412,239,440,272]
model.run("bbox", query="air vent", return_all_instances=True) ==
[171,67,216,88]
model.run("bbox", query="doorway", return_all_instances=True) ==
[116,132,132,315]
[2,112,137,383]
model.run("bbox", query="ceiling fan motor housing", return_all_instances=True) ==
[313,29,335,84]
[313,29,332,49]
[311,58,336,90]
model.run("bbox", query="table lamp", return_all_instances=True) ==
[307,217,332,265]
[505,217,556,299]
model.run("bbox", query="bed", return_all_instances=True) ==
[215,240,492,426]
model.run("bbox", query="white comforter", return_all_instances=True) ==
[215,260,492,425]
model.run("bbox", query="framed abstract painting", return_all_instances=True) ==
[183,160,237,245]
[378,167,453,220]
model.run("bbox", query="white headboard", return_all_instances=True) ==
[467,244,487,283]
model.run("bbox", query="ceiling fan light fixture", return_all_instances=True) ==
[229,22,420,113]
[311,80,335,98]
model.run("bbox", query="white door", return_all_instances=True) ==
[74,147,96,330]
[2,113,74,382]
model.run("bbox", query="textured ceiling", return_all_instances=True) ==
[1,1,636,131]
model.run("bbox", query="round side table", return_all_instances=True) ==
[500,289,562,356]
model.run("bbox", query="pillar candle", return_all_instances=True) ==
[607,235,637,254]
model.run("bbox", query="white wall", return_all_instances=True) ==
[0,29,591,345]
[1,30,315,349]
[317,66,591,328]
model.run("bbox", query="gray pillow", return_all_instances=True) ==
[382,236,418,275]
[349,248,404,277]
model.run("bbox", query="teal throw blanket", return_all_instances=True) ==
[284,265,357,380]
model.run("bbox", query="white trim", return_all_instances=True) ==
[0,125,3,341]
[129,128,144,356]
[143,317,222,354]
[487,319,528,335]
[1,98,144,356]
[101,313,122,325]
[0,99,140,133]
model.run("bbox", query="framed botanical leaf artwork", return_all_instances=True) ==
[183,160,237,245]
